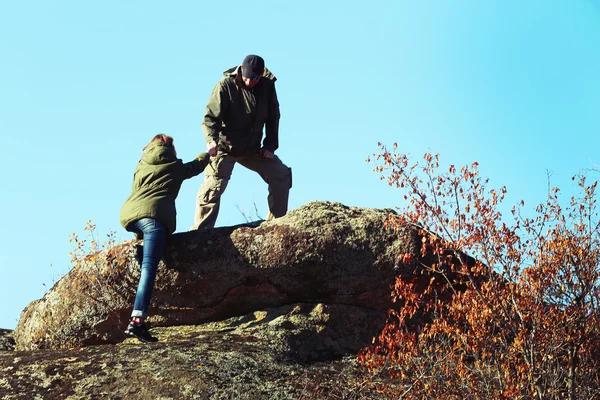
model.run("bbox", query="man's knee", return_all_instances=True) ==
[268,165,292,189]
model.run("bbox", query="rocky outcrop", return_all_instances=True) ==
[1,303,400,399]
[0,330,14,352]
[14,201,419,351]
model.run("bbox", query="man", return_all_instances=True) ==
[193,55,292,229]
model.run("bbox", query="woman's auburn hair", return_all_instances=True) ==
[143,134,176,156]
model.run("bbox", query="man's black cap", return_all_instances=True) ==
[241,54,265,80]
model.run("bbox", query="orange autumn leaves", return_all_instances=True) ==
[360,144,600,399]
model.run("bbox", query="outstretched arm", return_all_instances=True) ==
[183,153,211,179]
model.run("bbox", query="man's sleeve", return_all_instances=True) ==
[202,80,228,144]
[263,82,281,152]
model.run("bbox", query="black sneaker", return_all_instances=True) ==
[124,321,158,343]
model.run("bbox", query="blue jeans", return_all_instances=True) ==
[127,218,166,319]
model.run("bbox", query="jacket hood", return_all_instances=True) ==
[223,65,277,82]
[141,142,177,165]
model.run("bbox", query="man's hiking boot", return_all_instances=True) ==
[124,321,158,343]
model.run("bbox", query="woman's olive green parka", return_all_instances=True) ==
[120,141,210,234]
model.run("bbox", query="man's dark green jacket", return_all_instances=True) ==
[120,142,210,235]
[202,66,280,156]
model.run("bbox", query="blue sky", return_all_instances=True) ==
[1,1,599,330]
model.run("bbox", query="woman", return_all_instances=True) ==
[120,134,210,343]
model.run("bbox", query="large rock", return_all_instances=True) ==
[1,305,401,399]
[14,201,419,351]
[214,303,388,363]
[0,330,14,352]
